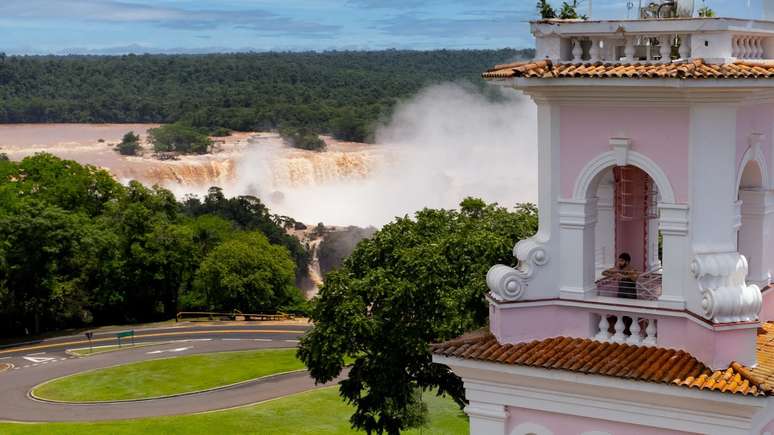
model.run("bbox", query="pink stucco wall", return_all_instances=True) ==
[507,406,696,435]
[736,103,773,175]
[491,302,758,369]
[559,106,690,203]
[490,304,593,344]
[657,316,758,369]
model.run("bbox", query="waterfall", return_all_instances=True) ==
[305,238,324,299]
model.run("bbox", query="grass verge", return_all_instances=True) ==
[33,348,304,402]
[0,387,467,434]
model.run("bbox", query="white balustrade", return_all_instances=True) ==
[589,38,601,62]
[644,320,657,345]
[624,37,635,62]
[595,316,611,341]
[562,34,688,64]
[659,35,672,63]
[539,20,774,65]
[733,35,765,59]
[612,317,627,343]
[572,39,583,62]
[627,318,642,345]
[558,32,774,64]
[594,314,658,346]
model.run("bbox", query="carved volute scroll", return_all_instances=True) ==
[486,238,549,302]
[691,252,762,323]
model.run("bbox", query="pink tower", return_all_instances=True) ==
[433,6,774,435]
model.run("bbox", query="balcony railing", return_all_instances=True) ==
[558,33,767,63]
[594,313,658,346]
[564,35,687,63]
[596,271,662,300]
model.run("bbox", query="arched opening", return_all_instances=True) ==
[740,160,763,189]
[738,160,769,286]
[592,165,662,300]
[564,150,685,320]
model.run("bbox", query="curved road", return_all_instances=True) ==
[0,323,342,422]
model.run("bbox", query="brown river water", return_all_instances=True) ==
[0,124,393,225]
[0,121,537,228]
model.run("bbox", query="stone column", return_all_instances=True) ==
[659,203,690,309]
[687,103,741,317]
[740,189,766,283]
[594,175,615,278]
[689,103,739,253]
[739,189,774,286]
[559,198,598,300]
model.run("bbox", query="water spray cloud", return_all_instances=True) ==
[231,83,538,226]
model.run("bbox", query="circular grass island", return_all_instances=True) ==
[32,348,305,402]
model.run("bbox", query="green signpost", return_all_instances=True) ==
[116,330,135,347]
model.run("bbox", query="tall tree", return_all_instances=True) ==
[298,199,538,435]
[193,232,299,312]
[0,200,93,333]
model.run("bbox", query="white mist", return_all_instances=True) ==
[230,83,538,227]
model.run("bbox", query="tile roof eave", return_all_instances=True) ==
[482,59,774,81]
[433,351,767,401]
[431,323,774,398]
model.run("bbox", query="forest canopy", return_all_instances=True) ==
[0,49,532,142]
[0,154,308,337]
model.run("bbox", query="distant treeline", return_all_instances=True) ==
[0,49,533,142]
[0,153,309,337]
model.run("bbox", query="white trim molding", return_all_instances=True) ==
[434,355,771,435]
[572,149,676,203]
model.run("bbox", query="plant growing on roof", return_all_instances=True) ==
[537,0,587,20]
[698,5,715,17]
[537,0,556,19]
[559,0,587,19]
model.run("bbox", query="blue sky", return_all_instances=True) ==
[0,0,761,54]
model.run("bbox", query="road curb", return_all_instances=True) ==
[29,369,308,405]
[28,350,307,405]
[65,341,164,358]
[0,383,342,424]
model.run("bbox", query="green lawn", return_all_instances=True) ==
[0,387,467,434]
[33,348,304,402]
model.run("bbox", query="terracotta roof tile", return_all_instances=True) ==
[482,59,774,80]
[431,323,774,397]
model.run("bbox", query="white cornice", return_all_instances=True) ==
[489,80,774,106]
[489,296,760,332]
[433,355,770,435]
[531,18,774,37]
